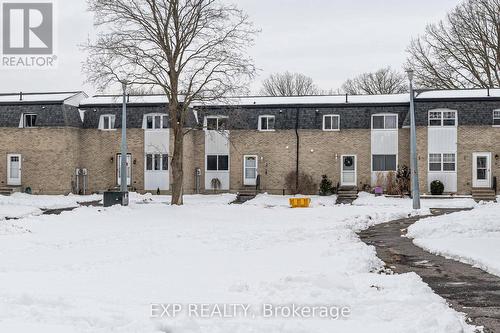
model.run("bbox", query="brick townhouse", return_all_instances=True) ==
[0,89,499,198]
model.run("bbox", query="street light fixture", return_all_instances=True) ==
[407,69,421,210]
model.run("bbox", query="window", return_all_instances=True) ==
[323,115,340,131]
[146,154,168,171]
[206,155,229,171]
[23,114,37,128]
[372,114,397,129]
[206,117,228,131]
[372,155,397,172]
[145,114,168,129]
[493,110,500,126]
[99,115,115,130]
[428,110,457,127]
[258,115,275,131]
[429,153,456,172]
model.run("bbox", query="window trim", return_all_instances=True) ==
[145,153,169,172]
[493,110,500,127]
[371,114,398,130]
[23,113,37,128]
[258,115,276,132]
[428,153,457,172]
[143,113,168,130]
[99,114,116,131]
[205,116,229,131]
[322,114,340,131]
[428,109,458,127]
[371,154,398,172]
[205,154,230,172]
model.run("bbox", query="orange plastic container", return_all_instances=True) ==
[289,197,311,208]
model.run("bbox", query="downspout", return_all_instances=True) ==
[295,108,300,192]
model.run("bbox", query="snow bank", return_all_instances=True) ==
[243,193,337,207]
[354,192,477,209]
[0,193,101,210]
[0,195,476,332]
[408,203,500,277]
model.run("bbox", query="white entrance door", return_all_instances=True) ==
[341,155,357,186]
[7,154,22,186]
[243,155,258,186]
[117,154,132,186]
[472,153,491,188]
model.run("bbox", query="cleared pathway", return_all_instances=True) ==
[359,209,500,333]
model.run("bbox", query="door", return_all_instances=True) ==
[341,155,357,186]
[7,154,22,186]
[473,153,491,188]
[243,155,258,186]
[117,154,132,186]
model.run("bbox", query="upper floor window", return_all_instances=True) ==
[206,117,228,131]
[323,115,340,131]
[493,110,500,127]
[99,115,115,130]
[23,114,37,128]
[372,114,397,130]
[258,115,275,131]
[145,114,168,130]
[428,110,457,127]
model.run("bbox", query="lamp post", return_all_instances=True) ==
[120,81,128,194]
[407,69,421,210]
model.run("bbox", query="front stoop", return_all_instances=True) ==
[0,186,22,196]
[472,188,497,202]
[235,186,259,203]
[336,186,359,205]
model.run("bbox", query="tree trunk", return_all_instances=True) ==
[170,103,184,206]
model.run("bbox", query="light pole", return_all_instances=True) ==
[407,69,421,210]
[120,81,128,194]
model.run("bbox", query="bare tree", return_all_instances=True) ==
[341,67,408,95]
[407,0,499,89]
[84,0,257,205]
[260,72,321,96]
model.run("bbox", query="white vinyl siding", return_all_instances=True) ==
[322,115,340,131]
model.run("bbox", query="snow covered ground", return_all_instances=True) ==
[408,202,500,277]
[0,193,477,332]
[0,193,102,220]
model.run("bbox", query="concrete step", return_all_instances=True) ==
[471,188,496,202]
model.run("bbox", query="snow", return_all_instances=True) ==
[0,92,84,103]
[354,192,477,209]
[408,202,500,277]
[0,194,477,332]
[417,88,500,99]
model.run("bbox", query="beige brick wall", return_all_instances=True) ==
[458,126,500,194]
[0,127,80,194]
[79,129,144,193]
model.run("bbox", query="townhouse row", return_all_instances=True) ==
[0,89,499,195]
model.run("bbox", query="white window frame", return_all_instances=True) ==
[322,114,340,131]
[371,114,398,130]
[428,109,457,127]
[99,114,116,131]
[371,154,397,172]
[428,153,456,172]
[258,115,275,132]
[23,113,37,128]
[205,116,228,131]
[493,110,500,127]
[206,154,230,172]
[144,114,168,130]
[145,154,169,172]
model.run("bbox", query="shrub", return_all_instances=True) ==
[396,165,411,196]
[319,175,334,196]
[430,180,444,195]
[386,171,398,195]
[285,171,317,195]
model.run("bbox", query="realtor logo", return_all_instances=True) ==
[1,1,56,68]
[2,2,53,54]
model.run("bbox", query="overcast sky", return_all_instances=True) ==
[0,0,459,96]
